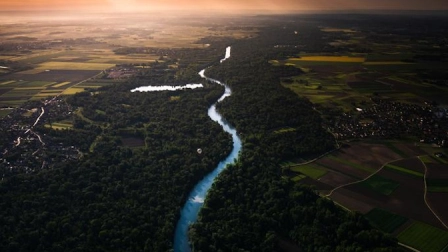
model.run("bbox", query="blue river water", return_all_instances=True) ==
[173,46,242,252]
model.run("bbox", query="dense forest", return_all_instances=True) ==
[190,25,401,251]
[0,49,234,251]
[0,17,403,251]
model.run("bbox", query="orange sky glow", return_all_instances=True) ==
[0,0,447,12]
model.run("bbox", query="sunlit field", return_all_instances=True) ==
[288,56,366,63]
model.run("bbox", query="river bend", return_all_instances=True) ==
[173,46,242,252]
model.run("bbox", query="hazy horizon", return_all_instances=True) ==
[1,0,448,13]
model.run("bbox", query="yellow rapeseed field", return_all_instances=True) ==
[62,87,85,95]
[52,82,71,88]
[37,62,115,70]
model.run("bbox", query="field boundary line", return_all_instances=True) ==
[54,71,104,99]
[293,147,340,166]
[398,242,420,252]
[419,156,448,230]
[323,193,421,252]
[287,138,350,168]
[325,157,404,197]
[441,242,448,252]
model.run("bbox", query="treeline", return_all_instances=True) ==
[191,150,399,251]
[206,26,336,160]
[0,59,233,251]
[190,25,401,251]
[113,39,232,70]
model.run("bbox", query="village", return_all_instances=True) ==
[328,97,448,147]
[0,97,80,179]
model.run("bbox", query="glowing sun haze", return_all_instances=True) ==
[1,0,447,12]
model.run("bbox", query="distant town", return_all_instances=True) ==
[327,97,448,147]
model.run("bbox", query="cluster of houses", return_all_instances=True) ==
[327,97,448,147]
[0,99,80,179]
[105,65,140,79]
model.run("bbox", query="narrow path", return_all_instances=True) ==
[53,71,104,100]
[287,146,340,168]
[418,156,448,230]
[32,107,45,127]
[398,242,420,252]
[325,157,403,197]
[25,107,45,134]
[15,137,21,147]
[30,130,45,146]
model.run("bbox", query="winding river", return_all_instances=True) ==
[173,46,242,252]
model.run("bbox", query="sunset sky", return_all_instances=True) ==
[1,0,447,12]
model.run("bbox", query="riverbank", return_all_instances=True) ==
[174,46,242,252]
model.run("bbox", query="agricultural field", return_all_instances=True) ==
[288,140,448,250]
[397,221,448,252]
[2,13,447,251]
[278,26,448,250]
[364,208,408,234]
[427,179,448,193]
[384,162,424,178]
[44,120,73,130]
[0,15,256,111]
[36,62,115,71]
[0,75,120,109]
[287,56,365,63]
[289,163,327,179]
[275,26,448,110]
[358,174,400,195]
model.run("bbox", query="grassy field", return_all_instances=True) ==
[397,221,448,252]
[1,88,44,98]
[364,208,408,233]
[419,155,438,164]
[384,142,409,158]
[62,87,86,95]
[427,179,448,193]
[37,62,115,70]
[0,80,60,105]
[1,80,16,85]
[385,164,424,178]
[15,50,66,64]
[44,121,73,130]
[434,155,448,165]
[290,163,327,179]
[20,81,55,87]
[0,100,27,107]
[359,174,400,195]
[291,174,306,182]
[52,82,71,88]
[288,56,365,63]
